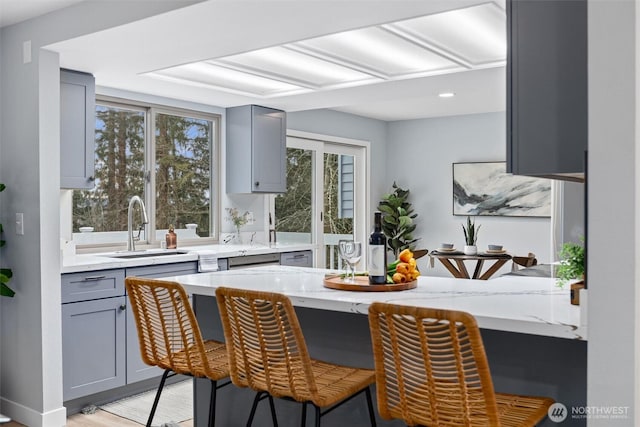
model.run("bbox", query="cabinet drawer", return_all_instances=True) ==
[62,269,125,303]
[126,261,198,280]
[280,251,312,268]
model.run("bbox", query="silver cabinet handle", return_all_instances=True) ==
[82,275,106,281]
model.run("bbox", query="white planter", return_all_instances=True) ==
[464,245,477,255]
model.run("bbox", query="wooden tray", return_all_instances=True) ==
[323,275,417,292]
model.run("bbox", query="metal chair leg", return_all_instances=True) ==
[208,379,217,427]
[300,402,307,427]
[314,404,321,427]
[146,369,170,427]
[246,391,264,427]
[268,395,279,427]
[365,386,377,426]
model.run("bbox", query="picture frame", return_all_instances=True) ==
[452,161,551,217]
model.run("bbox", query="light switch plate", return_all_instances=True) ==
[15,213,24,235]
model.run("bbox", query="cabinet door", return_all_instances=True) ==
[507,0,587,180]
[62,297,126,400]
[125,262,198,383]
[226,105,286,193]
[60,69,95,189]
[280,250,313,268]
[252,106,286,193]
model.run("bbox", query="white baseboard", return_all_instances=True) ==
[1,397,66,427]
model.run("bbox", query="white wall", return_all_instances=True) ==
[588,1,638,425]
[387,112,552,276]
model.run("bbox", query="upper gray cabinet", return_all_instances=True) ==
[60,69,95,189]
[507,0,587,182]
[226,105,286,193]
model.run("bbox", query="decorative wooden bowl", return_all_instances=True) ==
[323,275,417,292]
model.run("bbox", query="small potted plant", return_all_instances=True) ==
[462,216,480,255]
[226,207,250,243]
[557,239,585,281]
[557,238,585,305]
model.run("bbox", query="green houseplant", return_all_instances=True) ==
[461,216,480,255]
[377,182,419,258]
[0,183,14,297]
[557,239,585,287]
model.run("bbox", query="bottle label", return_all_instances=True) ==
[368,245,385,276]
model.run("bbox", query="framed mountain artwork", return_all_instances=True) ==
[453,161,551,217]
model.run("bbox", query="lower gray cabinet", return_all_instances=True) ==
[62,296,126,400]
[62,261,199,401]
[125,262,198,384]
[280,250,313,267]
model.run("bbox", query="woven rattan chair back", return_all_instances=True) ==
[215,287,318,402]
[368,302,553,427]
[126,277,209,376]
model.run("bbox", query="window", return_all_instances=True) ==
[272,134,367,269]
[72,99,219,247]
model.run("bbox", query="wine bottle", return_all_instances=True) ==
[368,211,387,284]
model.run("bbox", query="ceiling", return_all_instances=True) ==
[5,0,507,121]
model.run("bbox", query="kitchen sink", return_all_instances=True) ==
[100,250,191,259]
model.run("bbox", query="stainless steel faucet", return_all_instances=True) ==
[127,195,148,252]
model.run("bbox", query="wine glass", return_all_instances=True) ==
[338,239,351,277]
[339,240,362,283]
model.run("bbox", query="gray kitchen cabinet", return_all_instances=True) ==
[62,295,127,401]
[226,105,286,193]
[60,69,96,189]
[280,250,313,268]
[62,261,199,401]
[506,0,587,182]
[125,262,198,383]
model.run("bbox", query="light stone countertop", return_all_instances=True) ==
[60,243,315,273]
[161,265,585,341]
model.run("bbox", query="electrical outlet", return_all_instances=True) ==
[246,211,255,225]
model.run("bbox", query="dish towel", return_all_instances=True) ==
[195,250,218,272]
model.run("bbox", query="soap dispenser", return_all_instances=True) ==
[166,225,177,249]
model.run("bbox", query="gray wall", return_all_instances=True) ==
[387,112,552,276]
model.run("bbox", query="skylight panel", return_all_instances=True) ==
[391,3,506,65]
[294,27,458,77]
[218,46,378,88]
[149,62,307,97]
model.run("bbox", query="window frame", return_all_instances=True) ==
[70,95,221,250]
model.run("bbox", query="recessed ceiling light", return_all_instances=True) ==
[439,92,455,98]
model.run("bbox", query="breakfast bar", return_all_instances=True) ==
[164,266,587,426]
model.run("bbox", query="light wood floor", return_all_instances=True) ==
[2,410,194,427]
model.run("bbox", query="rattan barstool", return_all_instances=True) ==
[125,277,231,427]
[368,302,554,427]
[215,287,377,427]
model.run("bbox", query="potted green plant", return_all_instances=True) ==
[377,182,419,258]
[0,183,14,297]
[462,216,480,255]
[557,239,585,287]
